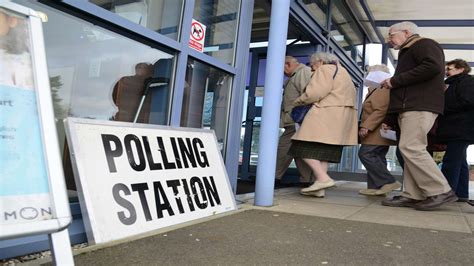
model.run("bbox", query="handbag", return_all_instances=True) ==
[290,104,312,123]
[290,63,339,124]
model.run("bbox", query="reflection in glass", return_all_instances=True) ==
[248,121,263,166]
[112,59,173,124]
[340,146,354,172]
[89,0,183,40]
[303,0,365,52]
[330,1,364,51]
[181,59,232,153]
[12,0,175,123]
[193,0,240,65]
[302,0,328,29]
[13,0,176,191]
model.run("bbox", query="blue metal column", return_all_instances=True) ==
[254,0,291,206]
[325,0,333,52]
[226,0,255,191]
[169,0,195,126]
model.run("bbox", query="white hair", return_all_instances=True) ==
[367,64,390,74]
[310,52,339,64]
[389,21,419,35]
[285,56,298,63]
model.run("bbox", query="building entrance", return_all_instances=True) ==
[238,44,321,192]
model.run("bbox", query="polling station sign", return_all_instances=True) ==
[65,118,236,244]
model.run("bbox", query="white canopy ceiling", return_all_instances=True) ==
[366,0,474,71]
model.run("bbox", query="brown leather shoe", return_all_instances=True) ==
[381,195,421,208]
[415,190,458,211]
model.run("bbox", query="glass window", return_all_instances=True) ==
[330,1,365,51]
[181,59,232,153]
[192,0,240,65]
[303,0,365,52]
[340,146,354,172]
[241,121,261,167]
[302,0,328,29]
[13,0,176,191]
[13,0,175,125]
[89,0,183,40]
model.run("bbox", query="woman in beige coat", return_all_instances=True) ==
[358,65,400,196]
[288,52,358,195]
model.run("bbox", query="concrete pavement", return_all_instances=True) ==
[33,181,474,265]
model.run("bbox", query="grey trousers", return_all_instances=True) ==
[275,126,312,182]
[358,144,396,189]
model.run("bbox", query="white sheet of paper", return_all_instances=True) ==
[379,128,397,141]
[364,71,392,88]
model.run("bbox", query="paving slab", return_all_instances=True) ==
[66,210,474,265]
[459,202,474,214]
[347,205,472,233]
[280,192,377,207]
[257,198,366,219]
[465,214,474,231]
[365,199,464,216]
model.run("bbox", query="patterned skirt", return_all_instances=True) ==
[288,140,343,163]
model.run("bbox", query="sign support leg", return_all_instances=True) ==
[48,229,74,265]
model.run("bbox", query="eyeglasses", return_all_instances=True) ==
[446,67,456,71]
[388,31,403,38]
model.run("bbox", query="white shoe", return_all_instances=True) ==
[358,189,378,196]
[300,179,335,193]
[374,181,402,195]
[300,189,325,198]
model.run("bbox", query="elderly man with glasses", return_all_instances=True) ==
[380,21,457,211]
[274,56,313,186]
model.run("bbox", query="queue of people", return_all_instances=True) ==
[275,21,473,210]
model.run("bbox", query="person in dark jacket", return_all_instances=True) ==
[436,59,474,203]
[380,21,457,211]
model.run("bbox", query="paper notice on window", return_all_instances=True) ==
[379,128,397,141]
[364,71,392,89]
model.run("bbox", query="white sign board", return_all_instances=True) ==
[0,2,71,238]
[188,19,206,52]
[65,118,236,244]
[0,2,73,263]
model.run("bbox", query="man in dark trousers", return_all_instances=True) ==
[381,21,457,211]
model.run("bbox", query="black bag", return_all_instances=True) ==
[291,104,312,123]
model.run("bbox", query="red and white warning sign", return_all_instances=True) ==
[189,19,206,53]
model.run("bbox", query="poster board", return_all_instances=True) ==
[0,2,71,239]
[64,118,237,244]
